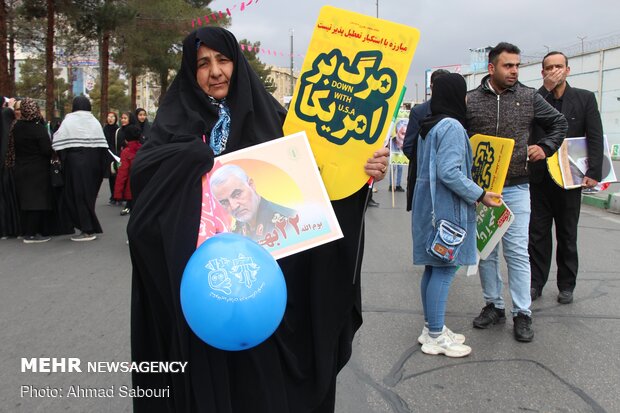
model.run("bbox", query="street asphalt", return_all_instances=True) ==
[1,179,619,413]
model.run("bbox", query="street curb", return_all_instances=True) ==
[582,194,609,209]
[608,192,620,214]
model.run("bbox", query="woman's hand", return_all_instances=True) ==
[481,191,502,207]
[365,147,389,182]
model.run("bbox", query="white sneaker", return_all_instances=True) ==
[421,332,471,358]
[418,325,465,345]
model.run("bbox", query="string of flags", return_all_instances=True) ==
[191,1,303,61]
[191,0,258,28]
[239,43,305,60]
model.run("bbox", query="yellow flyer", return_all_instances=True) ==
[470,134,515,193]
[283,6,420,200]
[546,151,565,187]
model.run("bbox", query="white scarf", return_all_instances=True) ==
[52,111,109,151]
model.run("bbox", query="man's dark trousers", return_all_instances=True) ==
[529,83,603,295]
[529,170,581,293]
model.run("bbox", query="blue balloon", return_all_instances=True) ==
[181,233,287,351]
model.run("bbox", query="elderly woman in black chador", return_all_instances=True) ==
[127,27,388,413]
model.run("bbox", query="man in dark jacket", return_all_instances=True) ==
[403,69,449,211]
[466,42,567,342]
[529,51,603,305]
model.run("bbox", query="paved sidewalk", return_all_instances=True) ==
[338,184,620,413]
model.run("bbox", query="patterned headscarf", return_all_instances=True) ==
[19,98,43,122]
[4,98,45,168]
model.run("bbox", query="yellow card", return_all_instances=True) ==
[283,6,420,200]
[546,151,565,187]
[470,134,515,193]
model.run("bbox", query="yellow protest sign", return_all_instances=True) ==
[470,134,515,193]
[283,6,420,200]
[546,152,565,187]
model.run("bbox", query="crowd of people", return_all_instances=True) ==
[0,96,152,243]
[0,27,606,412]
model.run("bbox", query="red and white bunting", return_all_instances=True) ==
[192,0,259,28]
[239,42,304,60]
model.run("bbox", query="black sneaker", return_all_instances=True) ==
[473,303,506,329]
[387,186,393,192]
[557,290,573,304]
[513,313,534,342]
[395,186,405,192]
[530,287,541,301]
[367,199,380,208]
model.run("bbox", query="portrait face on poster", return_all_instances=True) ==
[389,117,409,166]
[284,6,420,200]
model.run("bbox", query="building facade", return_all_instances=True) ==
[268,66,298,107]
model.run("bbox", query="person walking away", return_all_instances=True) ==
[12,99,53,243]
[52,96,108,242]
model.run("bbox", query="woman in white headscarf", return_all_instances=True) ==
[52,96,108,241]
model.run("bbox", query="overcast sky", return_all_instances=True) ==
[219,0,620,103]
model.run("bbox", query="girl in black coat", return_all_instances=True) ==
[103,111,119,204]
[135,108,151,141]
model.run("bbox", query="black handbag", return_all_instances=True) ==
[50,160,64,187]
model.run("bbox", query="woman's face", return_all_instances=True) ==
[107,113,117,125]
[14,102,21,120]
[120,113,129,126]
[196,45,234,100]
[137,110,147,123]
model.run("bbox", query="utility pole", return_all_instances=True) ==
[376,0,379,18]
[290,29,294,97]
